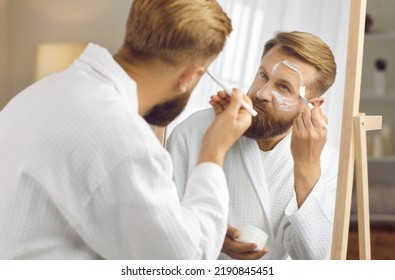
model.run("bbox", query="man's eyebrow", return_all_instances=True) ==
[259,65,299,92]
[275,78,298,93]
[277,78,293,87]
[259,65,267,73]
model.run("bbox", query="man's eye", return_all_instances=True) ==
[259,72,268,79]
[279,83,290,92]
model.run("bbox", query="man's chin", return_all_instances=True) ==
[143,92,191,126]
[242,125,266,140]
[143,112,180,127]
[243,120,294,140]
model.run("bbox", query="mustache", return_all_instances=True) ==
[250,97,269,112]
[243,95,295,140]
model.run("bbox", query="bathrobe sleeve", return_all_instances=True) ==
[283,146,339,259]
[167,110,213,197]
[73,111,228,260]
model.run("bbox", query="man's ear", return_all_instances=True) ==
[178,66,205,93]
[310,97,325,107]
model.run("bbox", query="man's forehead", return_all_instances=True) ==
[272,60,304,85]
[260,47,314,86]
[262,53,299,70]
[259,60,303,87]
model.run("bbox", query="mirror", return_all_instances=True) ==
[166,0,354,260]
[168,0,350,151]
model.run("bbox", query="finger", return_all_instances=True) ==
[319,108,328,124]
[233,241,258,253]
[223,237,258,253]
[222,246,268,260]
[209,100,224,115]
[210,95,222,103]
[239,247,269,260]
[242,94,253,106]
[226,224,240,239]
[222,242,260,259]
[212,91,229,101]
[224,88,244,115]
[311,108,328,134]
[211,94,230,108]
[217,91,229,100]
[301,108,315,132]
[293,112,302,131]
[222,247,248,260]
[218,99,229,106]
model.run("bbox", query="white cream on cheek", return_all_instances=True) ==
[272,90,298,111]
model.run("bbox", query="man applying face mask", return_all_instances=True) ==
[0,0,253,260]
[167,31,338,260]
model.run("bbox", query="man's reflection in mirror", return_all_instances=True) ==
[167,31,338,260]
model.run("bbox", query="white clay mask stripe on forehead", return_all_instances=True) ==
[272,59,306,97]
[272,90,299,111]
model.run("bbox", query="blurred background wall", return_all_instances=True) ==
[1,0,131,109]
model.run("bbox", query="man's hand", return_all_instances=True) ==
[291,106,328,207]
[221,225,269,260]
[198,89,252,166]
[209,90,230,114]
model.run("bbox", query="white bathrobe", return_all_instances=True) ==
[167,108,339,260]
[0,44,229,260]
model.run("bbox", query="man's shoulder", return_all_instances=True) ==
[167,108,215,149]
[172,108,215,133]
[183,107,215,124]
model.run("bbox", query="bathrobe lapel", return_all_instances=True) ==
[238,136,274,237]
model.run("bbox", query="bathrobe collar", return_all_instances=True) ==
[237,133,292,237]
[75,43,138,114]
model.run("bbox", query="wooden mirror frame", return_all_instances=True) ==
[331,0,377,260]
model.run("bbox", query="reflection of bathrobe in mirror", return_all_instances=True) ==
[0,44,228,260]
[167,108,339,260]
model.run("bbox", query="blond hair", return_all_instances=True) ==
[124,0,232,64]
[263,31,336,96]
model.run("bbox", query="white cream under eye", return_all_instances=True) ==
[272,90,298,111]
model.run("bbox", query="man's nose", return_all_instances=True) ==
[256,84,272,101]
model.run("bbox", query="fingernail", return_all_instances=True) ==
[232,88,241,96]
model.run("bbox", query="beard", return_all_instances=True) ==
[143,90,192,127]
[243,95,297,140]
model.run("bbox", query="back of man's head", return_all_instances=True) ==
[263,31,337,97]
[123,0,232,65]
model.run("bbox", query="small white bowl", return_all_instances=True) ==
[237,225,268,251]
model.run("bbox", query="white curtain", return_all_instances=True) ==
[168,0,351,150]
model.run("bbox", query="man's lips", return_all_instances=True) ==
[251,102,267,113]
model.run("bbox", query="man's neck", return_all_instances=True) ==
[256,130,291,151]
